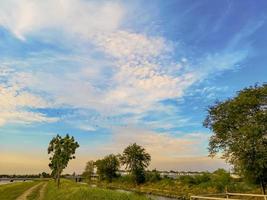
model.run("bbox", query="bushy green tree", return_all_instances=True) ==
[40,172,50,178]
[120,143,151,184]
[48,134,79,188]
[82,160,94,182]
[211,169,231,191]
[204,84,267,194]
[95,154,120,182]
[146,169,162,182]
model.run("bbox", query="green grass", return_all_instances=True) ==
[26,182,43,200]
[43,179,149,200]
[0,181,38,200]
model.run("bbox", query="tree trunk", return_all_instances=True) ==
[57,170,60,189]
[260,178,266,195]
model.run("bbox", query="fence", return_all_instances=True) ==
[191,193,267,200]
[226,192,267,200]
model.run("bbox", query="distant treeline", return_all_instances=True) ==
[0,172,51,178]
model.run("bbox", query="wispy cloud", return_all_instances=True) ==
[0,0,264,172]
[0,66,58,126]
[0,0,124,40]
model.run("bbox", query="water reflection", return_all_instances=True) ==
[89,184,180,200]
[0,180,32,185]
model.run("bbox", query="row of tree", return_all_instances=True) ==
[83,143,151,184]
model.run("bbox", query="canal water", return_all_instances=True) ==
[0,181,11,185]
[0,180,32,185]
[116,189,180,200]
[90,184,180,200]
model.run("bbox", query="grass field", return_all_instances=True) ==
[0,178,263,200]
[0,179,149,200]
[43,179,149,200]
[0,181,39,200]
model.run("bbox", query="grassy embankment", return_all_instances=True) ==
[0,181,39,200]
[93,173,261,199]
[0,179,149,200]
[42,179,149,200]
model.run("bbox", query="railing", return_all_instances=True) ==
[226,192,267,200]
[191,196,239,200]
[191,193,267,200]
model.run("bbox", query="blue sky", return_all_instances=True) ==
[0,0,266,174]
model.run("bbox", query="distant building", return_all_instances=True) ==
[118,170,130,176]
[159,171,203,179]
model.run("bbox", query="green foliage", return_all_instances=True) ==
[93,169,261,198]
[120,143,151,184]
[179,175,195,185]
[116,174,133,183]
[178,170,231,192]
[41,172,51,178]
[48,134,79,188]
[204,84,267,193]
[82,160,94,182]
[95,154,120,182]
[211,169,231,191]
[145,169,162,182]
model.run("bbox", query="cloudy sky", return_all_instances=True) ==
[0,0,266,174]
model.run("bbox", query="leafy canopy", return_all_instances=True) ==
[204,84,267,193]
[120,143,151,184]
[48,134,79,187]
[95,154,120,182]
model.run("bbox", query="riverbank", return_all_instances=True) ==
[94,180,198,199]
[90,175,261,200]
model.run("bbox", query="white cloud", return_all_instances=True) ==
[94,31,171,60]
[0,0,248,118]
[0,68,58,126]
[0,0,250,132]
[95,127,209,157]
[89,31,196,113]
[85,126,228,171]
[0,0,124,40]
[0,0,259,172]
[0,0,195,115]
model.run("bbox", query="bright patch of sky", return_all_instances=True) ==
[0,0,266,173]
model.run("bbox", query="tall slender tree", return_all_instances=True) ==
[120,143,151,184]
[48,134,79,188]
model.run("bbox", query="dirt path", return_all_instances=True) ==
[16,182,44,200]
[39,182,48,200]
